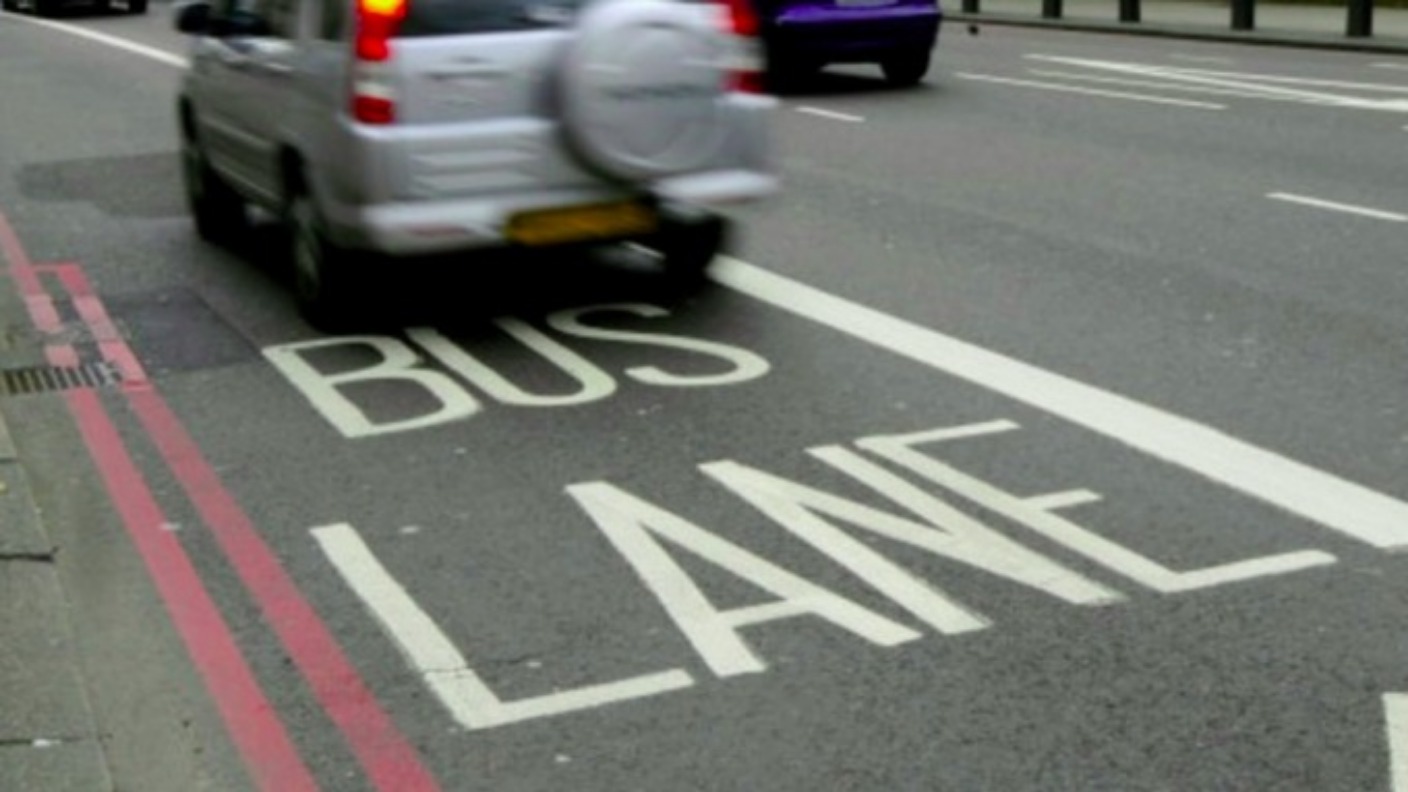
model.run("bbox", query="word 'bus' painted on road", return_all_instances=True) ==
[312,420,1341,733]
[264,303,771,438]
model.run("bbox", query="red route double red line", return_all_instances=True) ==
[0,211,440,792]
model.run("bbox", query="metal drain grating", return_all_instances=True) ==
[0,363,122,396]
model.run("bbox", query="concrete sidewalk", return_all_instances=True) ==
[953,0,1408,53]
[1,308,111,792]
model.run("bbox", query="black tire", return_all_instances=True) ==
[882,50,931,87]
[127,0,145,13]
[655,214,729,288]
[181,130,247,246]
[767,59,822,94]
[289,190,363,332]
[34,0,60,17]
[1,0,17,13]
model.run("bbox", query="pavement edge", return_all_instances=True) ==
[1,283,114,791]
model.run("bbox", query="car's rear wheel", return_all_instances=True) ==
[1,0,17,13]
[655,214,729,287]
[34,0,59,16]
[882,50,931,87]
[181,130,248,246]
[289,190,363,332]
[127,0,145,11]
[768,58,823,93]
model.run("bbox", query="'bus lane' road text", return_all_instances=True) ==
[312,418,1344,733]
[263,302,771,438]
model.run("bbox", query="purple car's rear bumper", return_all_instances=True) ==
[764,3,942,63]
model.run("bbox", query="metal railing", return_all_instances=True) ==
[958,0,1382,38]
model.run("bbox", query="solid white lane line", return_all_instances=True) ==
[710,257,1408,550]
[2,13,187,68]
[1386,694,1408,792]
[955,72,1226,109]
[1371,62,1408,71]
[795,106,866,123]
[1266,192,1408,222]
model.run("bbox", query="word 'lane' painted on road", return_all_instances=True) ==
[264,303,770,438]
[314,419,1343,733]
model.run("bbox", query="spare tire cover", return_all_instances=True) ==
[558,0,730,182]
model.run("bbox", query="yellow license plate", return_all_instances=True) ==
[507,202,657,246]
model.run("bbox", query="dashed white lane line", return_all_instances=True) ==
[2,11,188,68]
[795,106,866,123]
[1266,192,1408,222]
[955,72,1227,110]
[1373,62,1408,71]
[711,256,1408,550]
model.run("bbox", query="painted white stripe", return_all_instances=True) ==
[1266,192,1408,222]
[709,257,1408,550]
[312,523,694,730]
[955,72,1226,109]
[1169,54,1235,65]
[1026,55,1408,111]
[2,13,188,69]
[1026,69,1292,101]
[1161,65,1408,94]
[1374,62,1408,72]
[1024,489,1103,512]
[1387,694,1408,791]
[796,106,866,123]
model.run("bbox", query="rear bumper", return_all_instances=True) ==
[767,8,942,62]
[324,171,778,257]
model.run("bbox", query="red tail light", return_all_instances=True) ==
[352,0,407,124]
[721,0,766,94]
[723,0,758,36]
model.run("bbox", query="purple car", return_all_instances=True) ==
[754,0,942,87]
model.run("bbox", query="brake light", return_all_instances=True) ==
[723,0,758,36]
[352,0,407,124]
[721,0,765,94]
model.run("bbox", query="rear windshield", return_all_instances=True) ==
[399,0,590,35]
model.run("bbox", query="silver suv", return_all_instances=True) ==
[173,0,777,327]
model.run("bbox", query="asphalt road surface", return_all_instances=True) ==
[3,8,1408,792]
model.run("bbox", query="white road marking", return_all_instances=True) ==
[1266,192,1408,222]
[1387,694,1408,791]
[1169,54,1235,65]
[312,523,695,729]
[702,451,1124,625]
[955,72,1226,109]
[1026,69,1315,102]
[795,106,866,123]
[709,257,1408,550]
[1024,489,1103,511]
[264,337,481,439]
[1374,62,1408,71]
[1026,55,1408,111]
[568,481,922,677]
[858,424,1336,594]
[2,13,188,69]
[267,307,771,438]
[1145,66,1408,94]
